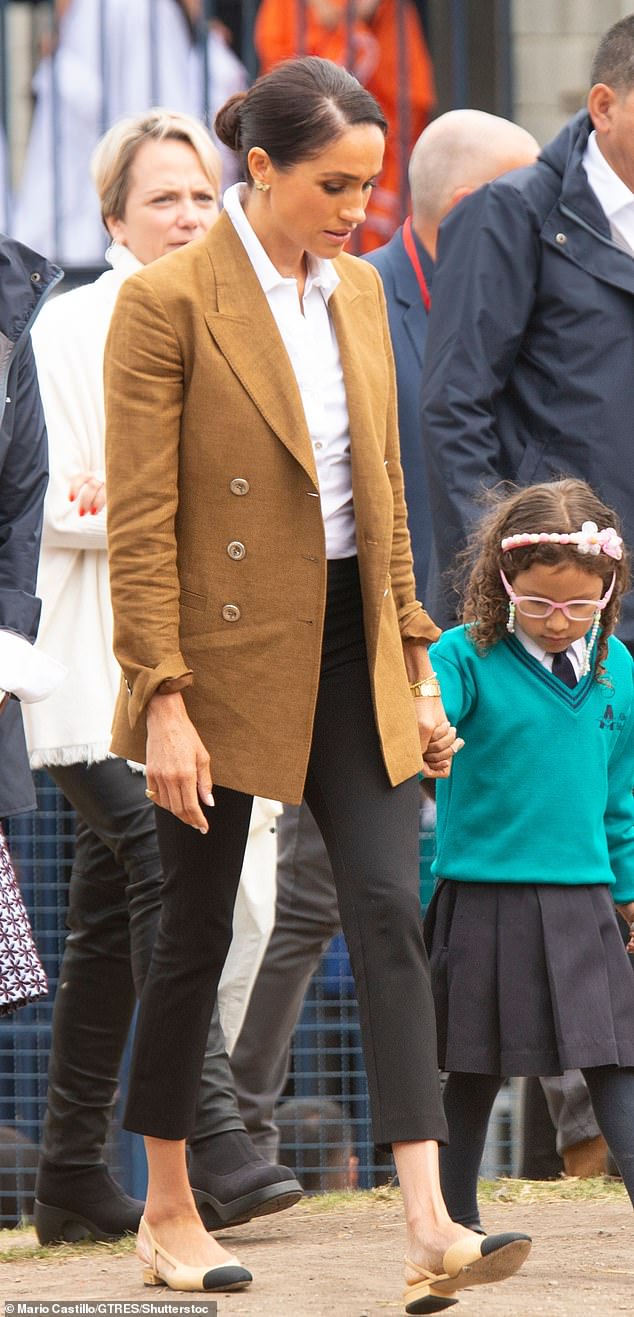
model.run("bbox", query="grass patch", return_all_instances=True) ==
[289,1176,629,1213]
[0,1178,626,1262]
[479,1175,628,1204]
[0,1226,136,1266]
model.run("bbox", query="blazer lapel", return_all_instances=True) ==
[203,215,318,485]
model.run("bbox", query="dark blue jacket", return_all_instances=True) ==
[0,235,62,815]
[365,224,433,599]
[421,111,634,647]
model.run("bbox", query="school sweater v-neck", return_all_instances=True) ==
[430,626,634,902]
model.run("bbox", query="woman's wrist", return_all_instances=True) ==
[409,673,441,698]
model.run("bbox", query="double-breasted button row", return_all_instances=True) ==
[230,477,249,496]
[221,604,241,622]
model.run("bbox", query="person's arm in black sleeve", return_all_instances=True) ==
[420,180,541,624]
[0,335,48,642]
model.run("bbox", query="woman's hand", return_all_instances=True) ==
[145,692,214,832]
[616,900,634,953]
[69,471,106,516]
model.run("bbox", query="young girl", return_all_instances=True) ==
[424,477,634,1241]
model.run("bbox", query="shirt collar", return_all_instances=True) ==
[515,624,586,672]
[222,182,340,301]
[583,130,634,221]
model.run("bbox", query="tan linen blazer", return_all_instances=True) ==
[104,212,439,804]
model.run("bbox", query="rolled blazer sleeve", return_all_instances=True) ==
[104,273,192,729]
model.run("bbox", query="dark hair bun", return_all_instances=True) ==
[214,93,246,152]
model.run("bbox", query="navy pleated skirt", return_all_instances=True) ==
[424,880,634,1076]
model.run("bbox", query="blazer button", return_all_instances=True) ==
[227,540,246,560]
[230,477,250,496]
[221,603,241,622]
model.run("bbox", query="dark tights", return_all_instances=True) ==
[441,1067,634,1228]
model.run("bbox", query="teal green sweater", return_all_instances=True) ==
[430,627,634,903]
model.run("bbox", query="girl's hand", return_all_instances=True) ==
[145,692,214,833]
[422,718,465,777]
[69,471,106,516]
[616,900,634,952]
[414,699,460,778]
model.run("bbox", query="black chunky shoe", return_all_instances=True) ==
[189,1130,303,1231]
[34,1160,144,1244]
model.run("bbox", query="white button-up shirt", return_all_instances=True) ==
[223,183,356,559]
[516,626,586,679]
[582,130,634,255]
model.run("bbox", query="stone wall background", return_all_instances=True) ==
[513,0,634,145]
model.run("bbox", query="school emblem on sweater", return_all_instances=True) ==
[599,704,626,733]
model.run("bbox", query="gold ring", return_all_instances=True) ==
[145,788,157,800]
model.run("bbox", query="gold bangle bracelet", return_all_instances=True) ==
[409,678,442,698]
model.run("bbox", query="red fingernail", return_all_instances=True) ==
[90,506,97,515]
[69,492,75,502]
[79,508,85,516]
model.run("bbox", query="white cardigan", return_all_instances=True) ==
[24,243,280,1024]
[24,243,141,767]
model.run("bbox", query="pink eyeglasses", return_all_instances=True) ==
[499,569,616,621]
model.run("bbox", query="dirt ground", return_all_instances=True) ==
[1,1185,633,1317]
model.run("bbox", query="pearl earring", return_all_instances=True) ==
[506,601,516,634]
[254,180,270,192]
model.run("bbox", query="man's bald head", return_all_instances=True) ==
[409,109,539,256]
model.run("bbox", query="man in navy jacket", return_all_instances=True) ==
[366,110,537,598]
[422,14,634,650]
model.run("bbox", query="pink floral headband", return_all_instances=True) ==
[501,520,623,560]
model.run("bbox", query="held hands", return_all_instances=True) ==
[415,699,464,779]
[145,692,215,833]
[615,901,634,953]
[69,471,106,516]
[402,646,464,778]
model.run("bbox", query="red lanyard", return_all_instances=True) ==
[402,215,431,313]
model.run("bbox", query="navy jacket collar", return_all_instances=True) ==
[0,236,63,348]
[538,110,634,297]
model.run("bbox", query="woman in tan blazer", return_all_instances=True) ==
[105,56,530,1311]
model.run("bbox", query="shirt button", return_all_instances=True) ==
[314,441,323,450]
[230,477,250,496]
[555,232,567,245]
[221,603,241,622]
[227,541,246,560]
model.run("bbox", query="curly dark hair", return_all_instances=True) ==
[458,479,630,677]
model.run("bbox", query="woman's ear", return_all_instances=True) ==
[106,214,125,245]
[247,146,273,189]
